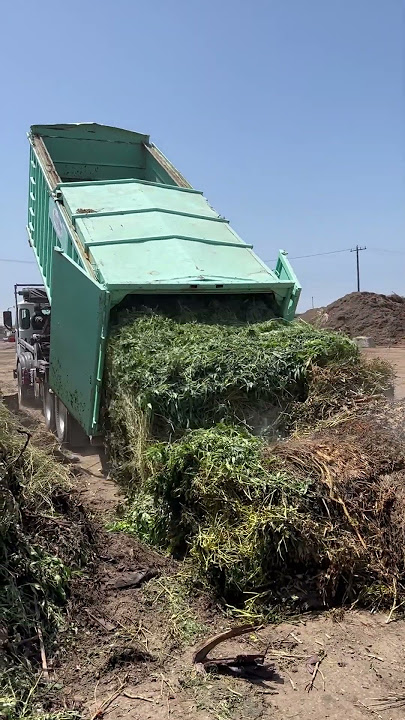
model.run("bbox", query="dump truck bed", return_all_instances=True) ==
[27,123,301,435]
[59,179,290,297]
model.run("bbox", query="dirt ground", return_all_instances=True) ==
[364,345,405,400]
[57,458,405,720]
[0,343,17,395]
[2,342,405,720]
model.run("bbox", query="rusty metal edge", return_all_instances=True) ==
[29,135,96,280]
[31,134,61,190]
[145,144,192,189]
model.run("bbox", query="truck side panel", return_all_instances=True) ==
[27,145,87,300]
[274,253,302,320]
[49,249,109,435]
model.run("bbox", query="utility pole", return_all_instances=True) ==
[350,245,366,292]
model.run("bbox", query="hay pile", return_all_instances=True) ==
[300,291,405,345]
[0,402,90,719]
[105,300,399,616]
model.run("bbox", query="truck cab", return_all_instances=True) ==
[16,291,50,344]
[4,285,51,412]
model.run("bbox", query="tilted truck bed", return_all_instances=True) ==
[27,123,301,435]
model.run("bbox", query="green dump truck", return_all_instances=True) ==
[4,123,301,444]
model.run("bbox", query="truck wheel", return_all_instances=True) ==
[43,384,56,432]
[55,397,68,444]
[17,363,35,408]
[55,397,88,448]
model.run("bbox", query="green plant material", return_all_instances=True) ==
[0,669,81,720]
[120,414,405,615]
[107,315,359,431]
[144,572,208,647]
[110,489,167,548]
[105,302,397,616]
[106,308,371,481]
[0,401,90,719]
[179,670,244,720]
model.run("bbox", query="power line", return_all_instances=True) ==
[265,247,352,264]
[2,247,404,265]
[289,248,352,260]
[266,245,370,293]
[266,246,403,264]
[368,247,405,256]
[288,245,367,292]
[0,258,36,264]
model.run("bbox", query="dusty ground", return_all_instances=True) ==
[2,342,405,719]
[57,461,405,720]
[0,343,16,395]
[363,344,405,400]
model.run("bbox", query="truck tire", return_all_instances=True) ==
[43,384,55,432]
[55,397,88,448]
[17,363,35,408]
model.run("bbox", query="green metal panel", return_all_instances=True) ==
[27,145,86,300]
[274,252,302,319]
[59,180,207,217]
[32,123,151,183]
[31,123,149,144]
[47,137,146,182]
[59,180,289,295]
[49,248,109,435]
[30,123,301,315]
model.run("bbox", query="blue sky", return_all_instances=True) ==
[0,0,403,311]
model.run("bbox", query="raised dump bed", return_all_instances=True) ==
[26,123,301,437]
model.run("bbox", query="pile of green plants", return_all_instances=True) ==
[106,307,388,475]
[106,302,396,616]
[118,416,405,616]
[0,402,89,719]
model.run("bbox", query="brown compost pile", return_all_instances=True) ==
[300,292,405,345]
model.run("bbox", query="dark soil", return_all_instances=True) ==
[299,292,405,346]
[56,521,174,707]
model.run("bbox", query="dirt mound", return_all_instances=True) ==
[300,292,405,346]
[298,307,326,324]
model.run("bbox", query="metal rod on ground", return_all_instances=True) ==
[350,245,366,292]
